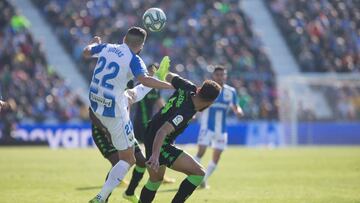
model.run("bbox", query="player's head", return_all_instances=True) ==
[147,63,159,76]
[212,65,227,86]
[197,80,221,104]
[124,27,147,54]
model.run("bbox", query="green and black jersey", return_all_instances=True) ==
[133,89,160,142]
[144,76,197,166]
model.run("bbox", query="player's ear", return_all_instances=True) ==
[123,36,126,43]
[196,87,200,94]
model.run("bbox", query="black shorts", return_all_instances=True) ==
[91,124,142,158]
[145,137,183,168]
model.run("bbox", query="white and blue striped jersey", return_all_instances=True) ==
[200,84,239,133]
[88,43,147,117]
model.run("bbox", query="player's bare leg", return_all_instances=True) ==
[123,149,146,202]
[170,151,205,202]
[139,166,166,203]
[201,148,223,189]
[194,144,207,163]
[90,147,135,203]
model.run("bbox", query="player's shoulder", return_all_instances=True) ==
[223,84,236,92]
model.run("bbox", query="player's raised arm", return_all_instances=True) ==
[83,36,105,58]
[132,55,173,90]
[137,75,173,89]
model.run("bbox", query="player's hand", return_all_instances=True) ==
[235,111,243,118]
[146,153,160,172]
[236,107,244,118]
[156,56,170,81]
[90,36,102,44]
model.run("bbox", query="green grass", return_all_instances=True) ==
[0,146,359,203]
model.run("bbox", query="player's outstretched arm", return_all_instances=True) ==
[146,122,175,172]
[137,75,173,90]
[83,36,102,58]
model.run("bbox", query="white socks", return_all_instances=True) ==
[203,160,217,183]
[98,160,130,200]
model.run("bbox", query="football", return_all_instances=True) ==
[142,8,167,32]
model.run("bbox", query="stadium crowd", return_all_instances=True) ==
[0,0,88,128]
[324,85,360,121]
[267,0,360,120]
[267,0,360,73]
[32,0,279,120]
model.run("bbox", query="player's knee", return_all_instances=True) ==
[107,153,120,166]
[121,153,136,166]
[127,155,136,166]
[192,166,205,177]
[199,168,206,176]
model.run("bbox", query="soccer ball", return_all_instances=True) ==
[142,8,167,32]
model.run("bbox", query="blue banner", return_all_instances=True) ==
[12,123,93,148]
[6,121,360,148]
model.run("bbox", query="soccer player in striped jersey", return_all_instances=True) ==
[194,65,243,189]
[83,27,173,203]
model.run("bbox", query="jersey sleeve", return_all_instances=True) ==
[90,43,107,57]
[130,55,148,78]
[171,76,197,92]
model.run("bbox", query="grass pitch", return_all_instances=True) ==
[0,146,359,203]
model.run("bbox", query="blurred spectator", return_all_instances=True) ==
[328,85,360,120]
[33,0,279,120]
[267,0,360,72]
[267,0,360,121]
[0,0,88,127]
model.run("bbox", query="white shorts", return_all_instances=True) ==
[94,110,135,151]
[197,129,228,150]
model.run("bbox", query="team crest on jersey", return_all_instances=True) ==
[172,115,183,126]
